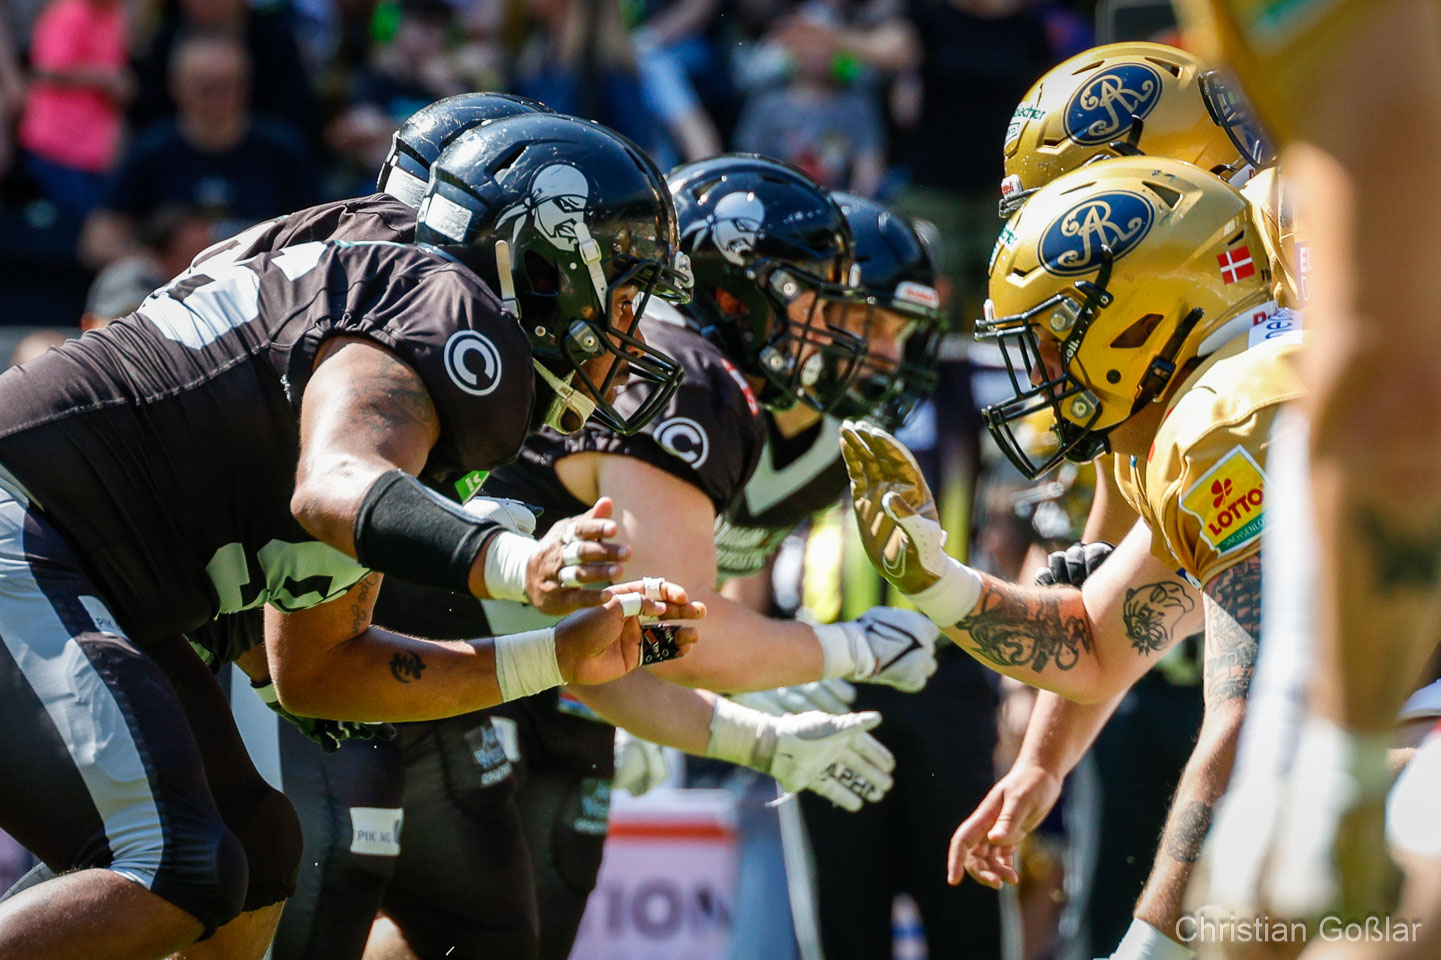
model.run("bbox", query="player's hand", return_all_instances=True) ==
[851,608,939,691]
[554,580,704,686]
[765,711,896,812]
[524,498,630,615]
[1035,541,1114,587]
[840,420,946,595]
[948,762,1062,888]
[732,678,858,717]
[613,730,670,797]
[253,680,396,753]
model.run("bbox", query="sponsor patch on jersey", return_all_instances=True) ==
[443,330,503,396]
[421,193,474,243]
[1248,305,1302,349]
[349,806,404,856]
[1180,446,1268,557]
[464,722,514,787]
[654,416,710,468]
[573,778,612,836]
[1039,191,1154,276]
[556,689,605,724]
[1064,62,1162,146]
[454,469,489,502]
[78,596,126,637]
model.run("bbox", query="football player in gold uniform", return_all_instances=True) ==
[1172,0,1441,935]
[843,156,1301,959]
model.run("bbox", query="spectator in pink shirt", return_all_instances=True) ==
[17,0,132,215]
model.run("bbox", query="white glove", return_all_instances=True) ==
[463,495,539,536]
[814,607,939,692]
[612,729,670,797]
[731,678,857,717]
[705,698,895,812]
[1101,919,1194,960]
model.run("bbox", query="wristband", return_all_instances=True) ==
[482,530,541,603]
[905,559,984,627]
[703,697,772,771]
[494,627,564,701]
[353,469,500,594]
[1111,918,1194,960]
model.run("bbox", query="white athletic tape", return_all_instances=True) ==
[482,531,540,604]
[704,697,766,768]
[561,539,586,566]
[494,628,564,701]
[559,565,583,588]
[616,593,644,618]
[642,577,665,601]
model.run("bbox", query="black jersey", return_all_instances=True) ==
[191,193,416,271]
[714,416,849,579]
[484,311,767,530]
[0,240,534,642]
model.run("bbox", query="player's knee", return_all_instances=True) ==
[119,815,249,934]
[235,784,303,911]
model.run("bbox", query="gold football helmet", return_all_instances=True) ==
[1240,165,1308,309]
[979,155,1272,479]
[1000,42,1273,218]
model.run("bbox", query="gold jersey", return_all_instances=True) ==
[1241,165,1310,309]
[1116,321,1304,585]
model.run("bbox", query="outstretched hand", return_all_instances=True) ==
[554,578,706,686]
[947,763,1062,888]
[840,420,946,595]
[524,498,631,615]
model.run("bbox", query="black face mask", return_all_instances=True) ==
[1199,70,1277,171]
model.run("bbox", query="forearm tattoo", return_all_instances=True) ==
[1162,800,1212,864]
[1202,556,1261,708]
[348,573,381,637]
[1122,581,1196,654]
[389,650,426,683]
[954,581,1092,673]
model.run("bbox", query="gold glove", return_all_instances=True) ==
[840,420,946,595]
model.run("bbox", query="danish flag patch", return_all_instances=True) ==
[1217,246,1256,284]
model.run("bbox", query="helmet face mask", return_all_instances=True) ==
[980,156,1273,481]
[416,114,691,436]
[1197,70,1277,171]
[751,259,868,413]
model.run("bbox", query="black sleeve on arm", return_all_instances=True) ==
[353,470,502,595]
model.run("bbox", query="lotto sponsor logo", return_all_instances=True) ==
[1217,246,1256,284]
[1180,446,1268,556]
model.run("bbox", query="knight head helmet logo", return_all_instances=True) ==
[683,191,766,266]
[496,163,593,251]
[1063,62,1163,147]
[1038,191,1155,277]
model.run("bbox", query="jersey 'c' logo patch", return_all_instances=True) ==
[1039,191,1154,276]
[444,330,504,396]
[654,416,710,468]
[1180,445,1267,557]
[1064,62,1162,146]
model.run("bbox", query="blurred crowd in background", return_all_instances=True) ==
[0,1,1200,957]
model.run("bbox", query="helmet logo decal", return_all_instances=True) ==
[496,163,592,251]
[683,191,766,266]
[444,330,504,396]
[654,416,710,467]
[1039,191,1154,276]
[1063,63,1162,146]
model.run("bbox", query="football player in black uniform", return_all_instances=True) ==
[0,112,704,960]
[272,156,945,960]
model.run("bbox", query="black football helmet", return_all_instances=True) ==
[830,193,944,429]
[376,93,553,210]
[668,155,862,412]
[415,114,692,435]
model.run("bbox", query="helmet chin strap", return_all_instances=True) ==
[533,360,597,434]
[494,240,520,316]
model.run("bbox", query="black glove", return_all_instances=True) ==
[253,680,396,753]
[1034,541,1114,588]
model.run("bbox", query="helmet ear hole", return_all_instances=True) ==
[524,249,559,295]
[1110,312,1164,349]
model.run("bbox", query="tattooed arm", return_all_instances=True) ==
[941,520,1203,702]
[1131,554,1260,939]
